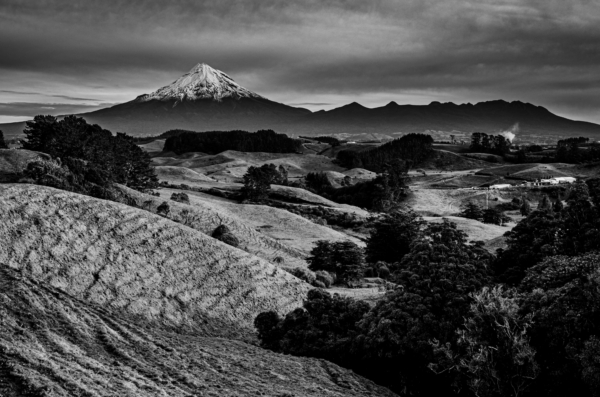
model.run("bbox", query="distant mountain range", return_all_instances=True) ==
[2,63,600,141]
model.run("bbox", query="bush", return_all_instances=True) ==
[287,267,316,284]
[170,192,190,204]
[312,280,326,288]
[156,202,170,217]
[216,233,240,247]
[211,224,240,247]
[315,270,334,287]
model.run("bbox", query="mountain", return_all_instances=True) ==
[283,100,600,140]
[1,63,600,140]
[75,63,310,135]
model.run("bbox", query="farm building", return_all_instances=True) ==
[553,177,577,184]
[489,184,512,189]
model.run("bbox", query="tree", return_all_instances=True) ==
[520,199,532,216]
[365,210,423,264]
[358,219,493,394]
[520,253,600,397]
[21,115,158,192]
[430,286,539,397]
[307,240,365,284]
[482,207,511,225]
[0,129,7,149]
[460,201,483,220]
[241,165,277,201]
[495,184,600,285]
[370,158,410,212]
[537,194,553,211]
[553,198,564,212]
[336,133,433,172]
[255,289,370,362]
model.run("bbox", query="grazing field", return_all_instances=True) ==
[152,150,345,182]
[0,266,396,397]
[476,163,576,179]
[0,184,311,338]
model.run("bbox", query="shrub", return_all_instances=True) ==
[156,202,170,217]
[315,270,334,287]
[215,233,240,248]
[170,192,190,204]
[312,280,326,288]
[211,224,240,247]
[288,267,316,284]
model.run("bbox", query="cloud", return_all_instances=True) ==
[0,102,117,117]
[288,102,333,107]
[0,90,100,101]
[0,0,599,122]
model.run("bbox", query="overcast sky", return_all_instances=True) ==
[1,0,599,124]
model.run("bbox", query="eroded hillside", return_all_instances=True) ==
[0,266,396,397]
[0,184,310,339]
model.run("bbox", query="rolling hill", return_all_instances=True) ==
[0,184,311,339]
[0,265,396,397]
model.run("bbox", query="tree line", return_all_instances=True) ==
[305,158,410,211]
[254,179,600,397]
[19,115,157,198]
[336,133,434,172]
[469,132,511,155]
[163,129,303,155]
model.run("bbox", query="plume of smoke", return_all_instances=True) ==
[500,123,519,142]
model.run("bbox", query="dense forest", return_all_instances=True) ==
[132,129,190,143]
[336,133,434,172]
[255,179,600,397]
[305,158,410,211]
[469,132,511,155]
[21,115,157,198]
[163,129,303,155]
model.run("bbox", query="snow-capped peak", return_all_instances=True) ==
[137,63,263,102]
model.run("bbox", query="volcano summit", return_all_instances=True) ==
[76,63,310,135]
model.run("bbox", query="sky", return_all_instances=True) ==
[1,0,599,124]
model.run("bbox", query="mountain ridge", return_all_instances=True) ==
[1,64,599,140]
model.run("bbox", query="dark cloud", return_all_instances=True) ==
[0,0,599,122]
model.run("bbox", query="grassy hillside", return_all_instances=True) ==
[0,184,310,339]
[0,266,396,397]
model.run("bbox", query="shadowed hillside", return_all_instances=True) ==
[0,266,396,397]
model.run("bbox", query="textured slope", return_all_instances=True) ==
[161,187,365,255]
[119,185,310,268]
[0,266,397,397]
[0,184,310,338]
[0,149,50,182]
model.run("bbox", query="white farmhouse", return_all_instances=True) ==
[553,177,577,184]
[489,184,512,189]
